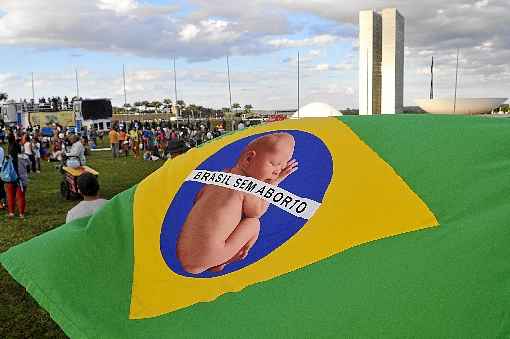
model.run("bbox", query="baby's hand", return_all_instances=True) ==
[272,159,298,186]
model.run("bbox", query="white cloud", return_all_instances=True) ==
[199,19,241,43]
[267,34,338,48]
[315,64,330,71]
[475,0,489,9]
[179,24,200,42]
[311,63,353,72]
[97,0,138,13]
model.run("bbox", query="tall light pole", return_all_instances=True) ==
[31,72,35,100]
[122,64,127,107]
[173,56,179,117]
[30,72,35,126]
[75,68,80,98]
[297,52,300,118]
[227,55,232,113]
[453,49,459,113]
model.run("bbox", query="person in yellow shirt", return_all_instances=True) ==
[108,128,119,158]
[129,128,140,158]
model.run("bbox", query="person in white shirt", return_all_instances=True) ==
[66,135,86,166]
[32,137,41,173]
[66,173,108,223]
[23,135,36,173]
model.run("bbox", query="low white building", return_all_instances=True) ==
[291,102,342,119]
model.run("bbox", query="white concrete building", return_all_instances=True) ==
[358,10,382,115]
[381,8,405,114]
[359,8,405,115]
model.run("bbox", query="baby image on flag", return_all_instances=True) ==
[177,133,299,274]
[161,130,332,278]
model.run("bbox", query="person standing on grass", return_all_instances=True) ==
[4,133,29,219]
[22,133,35,173]
[109,127,119,158]
[89,127,97,149]
[66,173,108,223]
[32,135,41,173]
[118,128,127,157]
[0,145,6,209]
[129,128,140,158]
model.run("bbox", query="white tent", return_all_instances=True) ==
[291,102,342,118]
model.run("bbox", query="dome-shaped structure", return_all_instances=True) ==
[416,98,507,115]
[291,102,342,118]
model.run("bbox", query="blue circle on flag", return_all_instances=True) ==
[160,130,333,278]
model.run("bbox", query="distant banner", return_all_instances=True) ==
[31,111,74,127]
[185,170,321,220]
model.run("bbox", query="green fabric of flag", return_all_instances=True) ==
[1,114,510,338]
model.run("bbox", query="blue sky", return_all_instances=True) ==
[0,0,508,109]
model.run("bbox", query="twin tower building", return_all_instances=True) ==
[359,8,405,115]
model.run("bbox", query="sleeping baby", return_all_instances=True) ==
[177,132,298,274]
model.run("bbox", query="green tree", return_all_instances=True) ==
[0,92,7,101]
[175,100,186,116]
[163,98,172,106]
[151,101,162,113]
[232,103,241,113]
[244,104,253,113]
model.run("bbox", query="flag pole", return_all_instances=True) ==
[430,56,434,100]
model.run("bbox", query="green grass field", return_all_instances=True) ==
[0,144,164,338]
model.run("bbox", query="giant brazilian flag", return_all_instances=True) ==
[1,115,510,338]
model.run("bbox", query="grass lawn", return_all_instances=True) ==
[0,143,164,338]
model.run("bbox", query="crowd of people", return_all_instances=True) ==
[0,118,247,219]
[102,119,237,160]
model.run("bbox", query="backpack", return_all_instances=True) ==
[1,156,18,183]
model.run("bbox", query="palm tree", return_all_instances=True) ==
[244,104,253,113]
[188,104,198,119]
[0,92,7,101]
[232,102,241,113]
[151,101,162,113]
[176,100,185,116]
